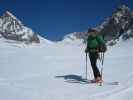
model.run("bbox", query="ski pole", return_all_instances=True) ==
[85,52,88,80]
[102,53,104,66]
[100,53,104,86]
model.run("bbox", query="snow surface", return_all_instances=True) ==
[0,38,133,100]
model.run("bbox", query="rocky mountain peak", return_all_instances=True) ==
[0,11,40,43]
[98,5,133,41]
[4,11,19,19]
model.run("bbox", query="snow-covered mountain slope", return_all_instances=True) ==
[0,38,133,100]
[0,11,40,43]
[0,35,54,48]
[58,32,85,45]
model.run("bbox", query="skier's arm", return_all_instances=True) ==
[97,35,107,52]
[97,35,105,45]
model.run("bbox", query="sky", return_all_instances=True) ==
[0,0,133,41]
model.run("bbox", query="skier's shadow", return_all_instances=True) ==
[55,74,88,84]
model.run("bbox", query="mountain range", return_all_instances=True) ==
[0,5,133,45]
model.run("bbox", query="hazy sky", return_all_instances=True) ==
[0,0,133,41]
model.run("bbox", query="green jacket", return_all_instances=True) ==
[86,35,105,52]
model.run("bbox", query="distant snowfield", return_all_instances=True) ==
[0,38,133,100]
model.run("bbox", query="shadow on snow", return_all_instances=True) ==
[55,74,89,84]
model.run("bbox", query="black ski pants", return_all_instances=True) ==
[88,52,101,79]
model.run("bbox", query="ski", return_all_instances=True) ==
[65,79,119,86]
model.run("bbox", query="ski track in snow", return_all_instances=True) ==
[0,39,133,100]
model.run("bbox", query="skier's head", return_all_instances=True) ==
[88,28,98,37]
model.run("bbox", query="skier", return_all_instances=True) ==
[85,28,106,83]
